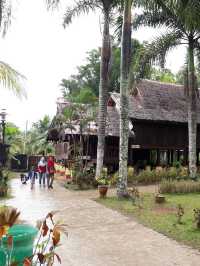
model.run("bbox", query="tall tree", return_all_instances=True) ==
[135,0,200,177]
[117,0,132,197]
[46,0,119,178]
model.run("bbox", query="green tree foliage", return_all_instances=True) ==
[60,39,153,98]
[5,123,24,155]
[5,116,54,156]
[25,115,54,155]
[151,68,176,83]
[61,49,100,97]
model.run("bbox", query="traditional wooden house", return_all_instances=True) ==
[47,79,200,171]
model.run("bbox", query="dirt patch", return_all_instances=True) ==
[153,206,177,214]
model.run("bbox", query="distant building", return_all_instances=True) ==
[48,79,200,171]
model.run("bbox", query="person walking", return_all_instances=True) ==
[29,166,35,190]
[38,157,47,187]
[47,156,55,189]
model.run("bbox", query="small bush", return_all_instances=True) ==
[194,208,200,229]
[159,180,200,194]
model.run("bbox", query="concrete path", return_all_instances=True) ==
[3,179,200,266]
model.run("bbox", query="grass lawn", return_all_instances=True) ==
[97,193,200,249]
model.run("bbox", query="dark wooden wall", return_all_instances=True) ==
[131,120,190,149]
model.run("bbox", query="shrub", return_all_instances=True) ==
[110,172,118,186]
[159,180,200,194]
[110,167,191,186]
[136,169,161,184]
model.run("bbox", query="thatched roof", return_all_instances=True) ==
[110,79,200,124]
[48,79,198,140]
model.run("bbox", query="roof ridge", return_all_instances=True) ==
[142,79,183,87]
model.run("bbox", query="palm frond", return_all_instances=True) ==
[137,0,188,34]
[46,0,60,10]
[0,0,12,36]
[139,30,183,77]
[63,0,99,27]
[0,61,26,98]
[134,10,177,30]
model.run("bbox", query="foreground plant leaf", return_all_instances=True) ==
[0,225,9,238]
[7,235,13,248]
[42,220,49,237]
[52,228,60,246]
[54,252,61,264]
[23,258,31,266]
[10,262,18,266]
[38,253,45,264]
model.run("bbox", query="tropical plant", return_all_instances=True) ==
[134,0,200,178]
[193,208,200,229]
[23,211,67,265]
[0,208,67,265]
[4,123,25,157]
[117,0,133,198]
[97,168,110,186]
[176,204,184,224]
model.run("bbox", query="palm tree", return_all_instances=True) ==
[46,0,120,178]
[117,0,132,197]
[135,0,200,178]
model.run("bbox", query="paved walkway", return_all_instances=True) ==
[3,179,200,266]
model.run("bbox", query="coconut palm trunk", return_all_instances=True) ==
[188,38,197,178]
[117,0,132,197]
[96,7,111,178]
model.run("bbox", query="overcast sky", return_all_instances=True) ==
[0,0,185,130]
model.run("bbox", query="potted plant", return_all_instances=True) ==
[97,168,110,198]
[0,207,66,265]
[155,193,166,203]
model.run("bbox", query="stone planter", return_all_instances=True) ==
[98,185,108,198]
[155,194,165,204]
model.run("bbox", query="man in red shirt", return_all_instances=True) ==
[47,156,55,189]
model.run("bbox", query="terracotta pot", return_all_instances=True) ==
[98,185,108,198]
[155,194,165,204]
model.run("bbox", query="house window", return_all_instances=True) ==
[160,150,168,166]
[150,150,157,166]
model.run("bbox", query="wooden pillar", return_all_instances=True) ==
[183,149,188,166]
[171,150,174,165]
[156,149,160,166]
[197,150,199,166]
[167,150,171,166]
[177,150,180,161]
